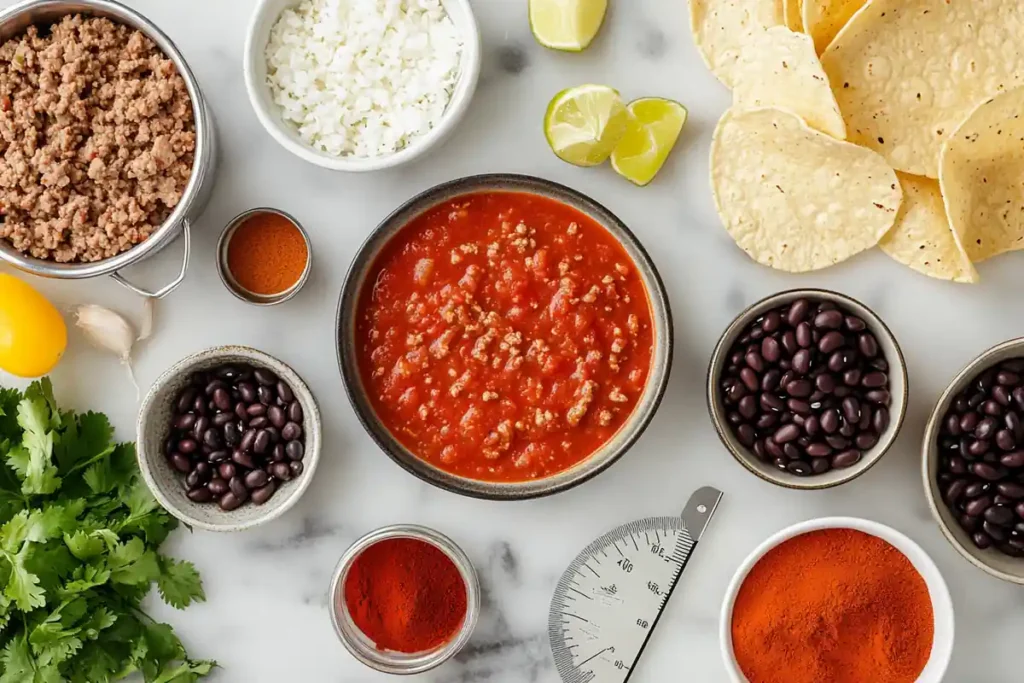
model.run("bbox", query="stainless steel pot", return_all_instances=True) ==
[0,0,217,298]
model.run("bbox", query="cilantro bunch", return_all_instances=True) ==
[0,380,214,682]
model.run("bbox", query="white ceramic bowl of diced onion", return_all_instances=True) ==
[244,0,481,172]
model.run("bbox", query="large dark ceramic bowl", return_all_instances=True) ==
[336,174,673,499]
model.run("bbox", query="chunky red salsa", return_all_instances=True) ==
[356,192,655,482]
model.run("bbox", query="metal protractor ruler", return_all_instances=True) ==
[548,486,723,683]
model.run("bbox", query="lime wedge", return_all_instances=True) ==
[544,85,629,167]
[611,98,688,186]
[529,0,608,51]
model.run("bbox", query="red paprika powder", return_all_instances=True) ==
[343,538,468,653]
[731,528,934,683]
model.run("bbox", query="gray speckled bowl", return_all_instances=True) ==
[137,346,321,531]
[336,174,673,500]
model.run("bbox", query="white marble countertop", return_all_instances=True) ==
[3,0,1024,680]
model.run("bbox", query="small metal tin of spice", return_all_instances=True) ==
[216,207,311,306]
[329,524,481,675]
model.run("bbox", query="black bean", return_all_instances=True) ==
[831,450,861,468]
[986,505,1015,526]
[972,462,1008,481]
[254,368,277,386]
[785,380,811,398]
[841,398,860,424]
[995,494,1014,506]
[208,478,229,496]
[249,416,269,429]
[212,388,231,411]
[289,461,304,477]
[973,531,994,549]
[842,369,861,387]
[762,369,782,392]
[285,440,304,461]
[258,386,275,405]
[806,443,831,457]
[244,470,269,490]
[737,425,755,446]
[967,439,990,457]
[238,382,257,403]
[228,476,248,499]
[814,310,843,329]
[187,487,213,503]
[281,422,302,441]
[177,388,198,413]
[975,417,997,440]
[268,461,290,480]
[966,482,990,498]
[235,402,249,421]
[865,389,891,406]
[264,405,285,430]
[781,331,798,355]
[945,479,968,504]
[232,450,256,470]
[174,414,196,431]
[276,381,294,403]
[203,429,222,450]
[240,429,257,453]
[804,415,820,436]
[254,430,271,454]
[961,412,980,433]
[756,413,778,429]
[820,410,840,434]
[861,372,887,389]
[761,337,781,363]
[966,496,993,517]
[983,400,1003,416]
[948,456,967,474]
[786,299,809,325]
[1001,452,1024,468]
[218,463,236,480]
[212,412,234,427]
[815,374,836,394]
[171,454,191,473]
[792,349,811,375]
[208,449,229,463]
[177,438,198,455]
[740,368,759,392]
[984,521,1009,542]
[818,331,845,354]
[193,395,208,414]
[272,444,287,462]
[998,371,1021,387]
[844,316,866,332]
[247,403,267,417]
[738,395,757,419]
[218,492,243,511]
[855,432,878,450]
[251,482,277,505]
[997,482,1024,499]
[810,458,830,474]
[795,322,812,349]
[786,460,812,476]
[204,379,227,397]
[857,334,879,358]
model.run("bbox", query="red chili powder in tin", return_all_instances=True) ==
[343,538,468,653]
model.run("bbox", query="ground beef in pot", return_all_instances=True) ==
[0,15,196,263]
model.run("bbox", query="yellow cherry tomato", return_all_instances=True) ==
[0,273,67,377]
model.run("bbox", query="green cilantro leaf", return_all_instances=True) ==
[5,549,45,611]
[108,539,159,586]
[155,557,205,609]
[8,390,61,496]
[151,659,216,683]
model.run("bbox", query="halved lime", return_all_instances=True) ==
[544,84,629,167]
[611,98,688,186]
[529,0,608,52]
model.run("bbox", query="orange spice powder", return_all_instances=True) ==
[731,528,934,683]
[227,211,308,295]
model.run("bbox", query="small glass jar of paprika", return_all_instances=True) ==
[329,524,481,674]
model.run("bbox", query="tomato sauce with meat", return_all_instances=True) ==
[356,192,655,482]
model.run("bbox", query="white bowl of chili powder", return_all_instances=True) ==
[335,173,673,499]
[328,524,481,674]
[720,517,954,683]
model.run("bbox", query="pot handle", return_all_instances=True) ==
[110,221,191,299]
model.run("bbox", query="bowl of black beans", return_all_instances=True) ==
[925,339,1024,583]
[708,289,907,489]
[137,346,321,531]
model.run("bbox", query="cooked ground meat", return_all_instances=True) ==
[0,15,195,263]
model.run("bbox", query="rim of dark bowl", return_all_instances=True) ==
[335,173,674,500]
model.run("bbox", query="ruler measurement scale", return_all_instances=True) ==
[549,487,723,683]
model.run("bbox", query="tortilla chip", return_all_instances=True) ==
[802,0,866,54]
[732,27,845,139]
[940,86,1024,262]
[711,107,901,272]
[880,173,978,283]
[783,0,803,32]
[821,0,1024,178]
[689,0,786,87]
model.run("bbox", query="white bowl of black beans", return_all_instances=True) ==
[137,346,321,532]
[708,289,908,490]
[924,338,1024,583]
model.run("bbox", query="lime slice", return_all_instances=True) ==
[529,0,608,51]
[611,98,688,186]
[544,85,629,167]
